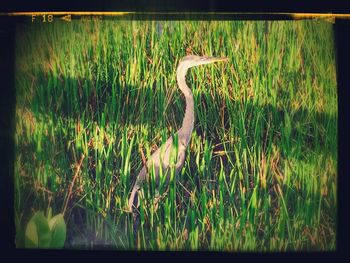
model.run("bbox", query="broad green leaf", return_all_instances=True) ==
[49,214,66,248]
[33,211,51,248]
[25,220,38,248]
[24,211,51,248]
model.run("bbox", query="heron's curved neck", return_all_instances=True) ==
[177,66,194,146]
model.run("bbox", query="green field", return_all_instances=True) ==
[14,19,337,250]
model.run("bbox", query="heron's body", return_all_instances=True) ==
[128,55,227,212]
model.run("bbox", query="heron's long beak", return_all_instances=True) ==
[192,56,229,68]
[198,57,228,66]
[208,57,229,63]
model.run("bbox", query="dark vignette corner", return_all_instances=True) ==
[0,16,16,251]
[334,19,350,255]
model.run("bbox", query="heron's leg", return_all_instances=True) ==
[130,190,140,247]
[132,209,140,246]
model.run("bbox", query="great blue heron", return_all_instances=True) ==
[128,55,228,213]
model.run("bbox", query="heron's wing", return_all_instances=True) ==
[175,149,186,172]
[128,166,147,211]
[129,135,186,211]
[148,136,174,168]
[134,165,147,188]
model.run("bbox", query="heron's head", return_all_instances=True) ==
[179,55,228,70]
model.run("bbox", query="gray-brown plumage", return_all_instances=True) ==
[128,55,228,213]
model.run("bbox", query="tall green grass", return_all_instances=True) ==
[14,19,337,250]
